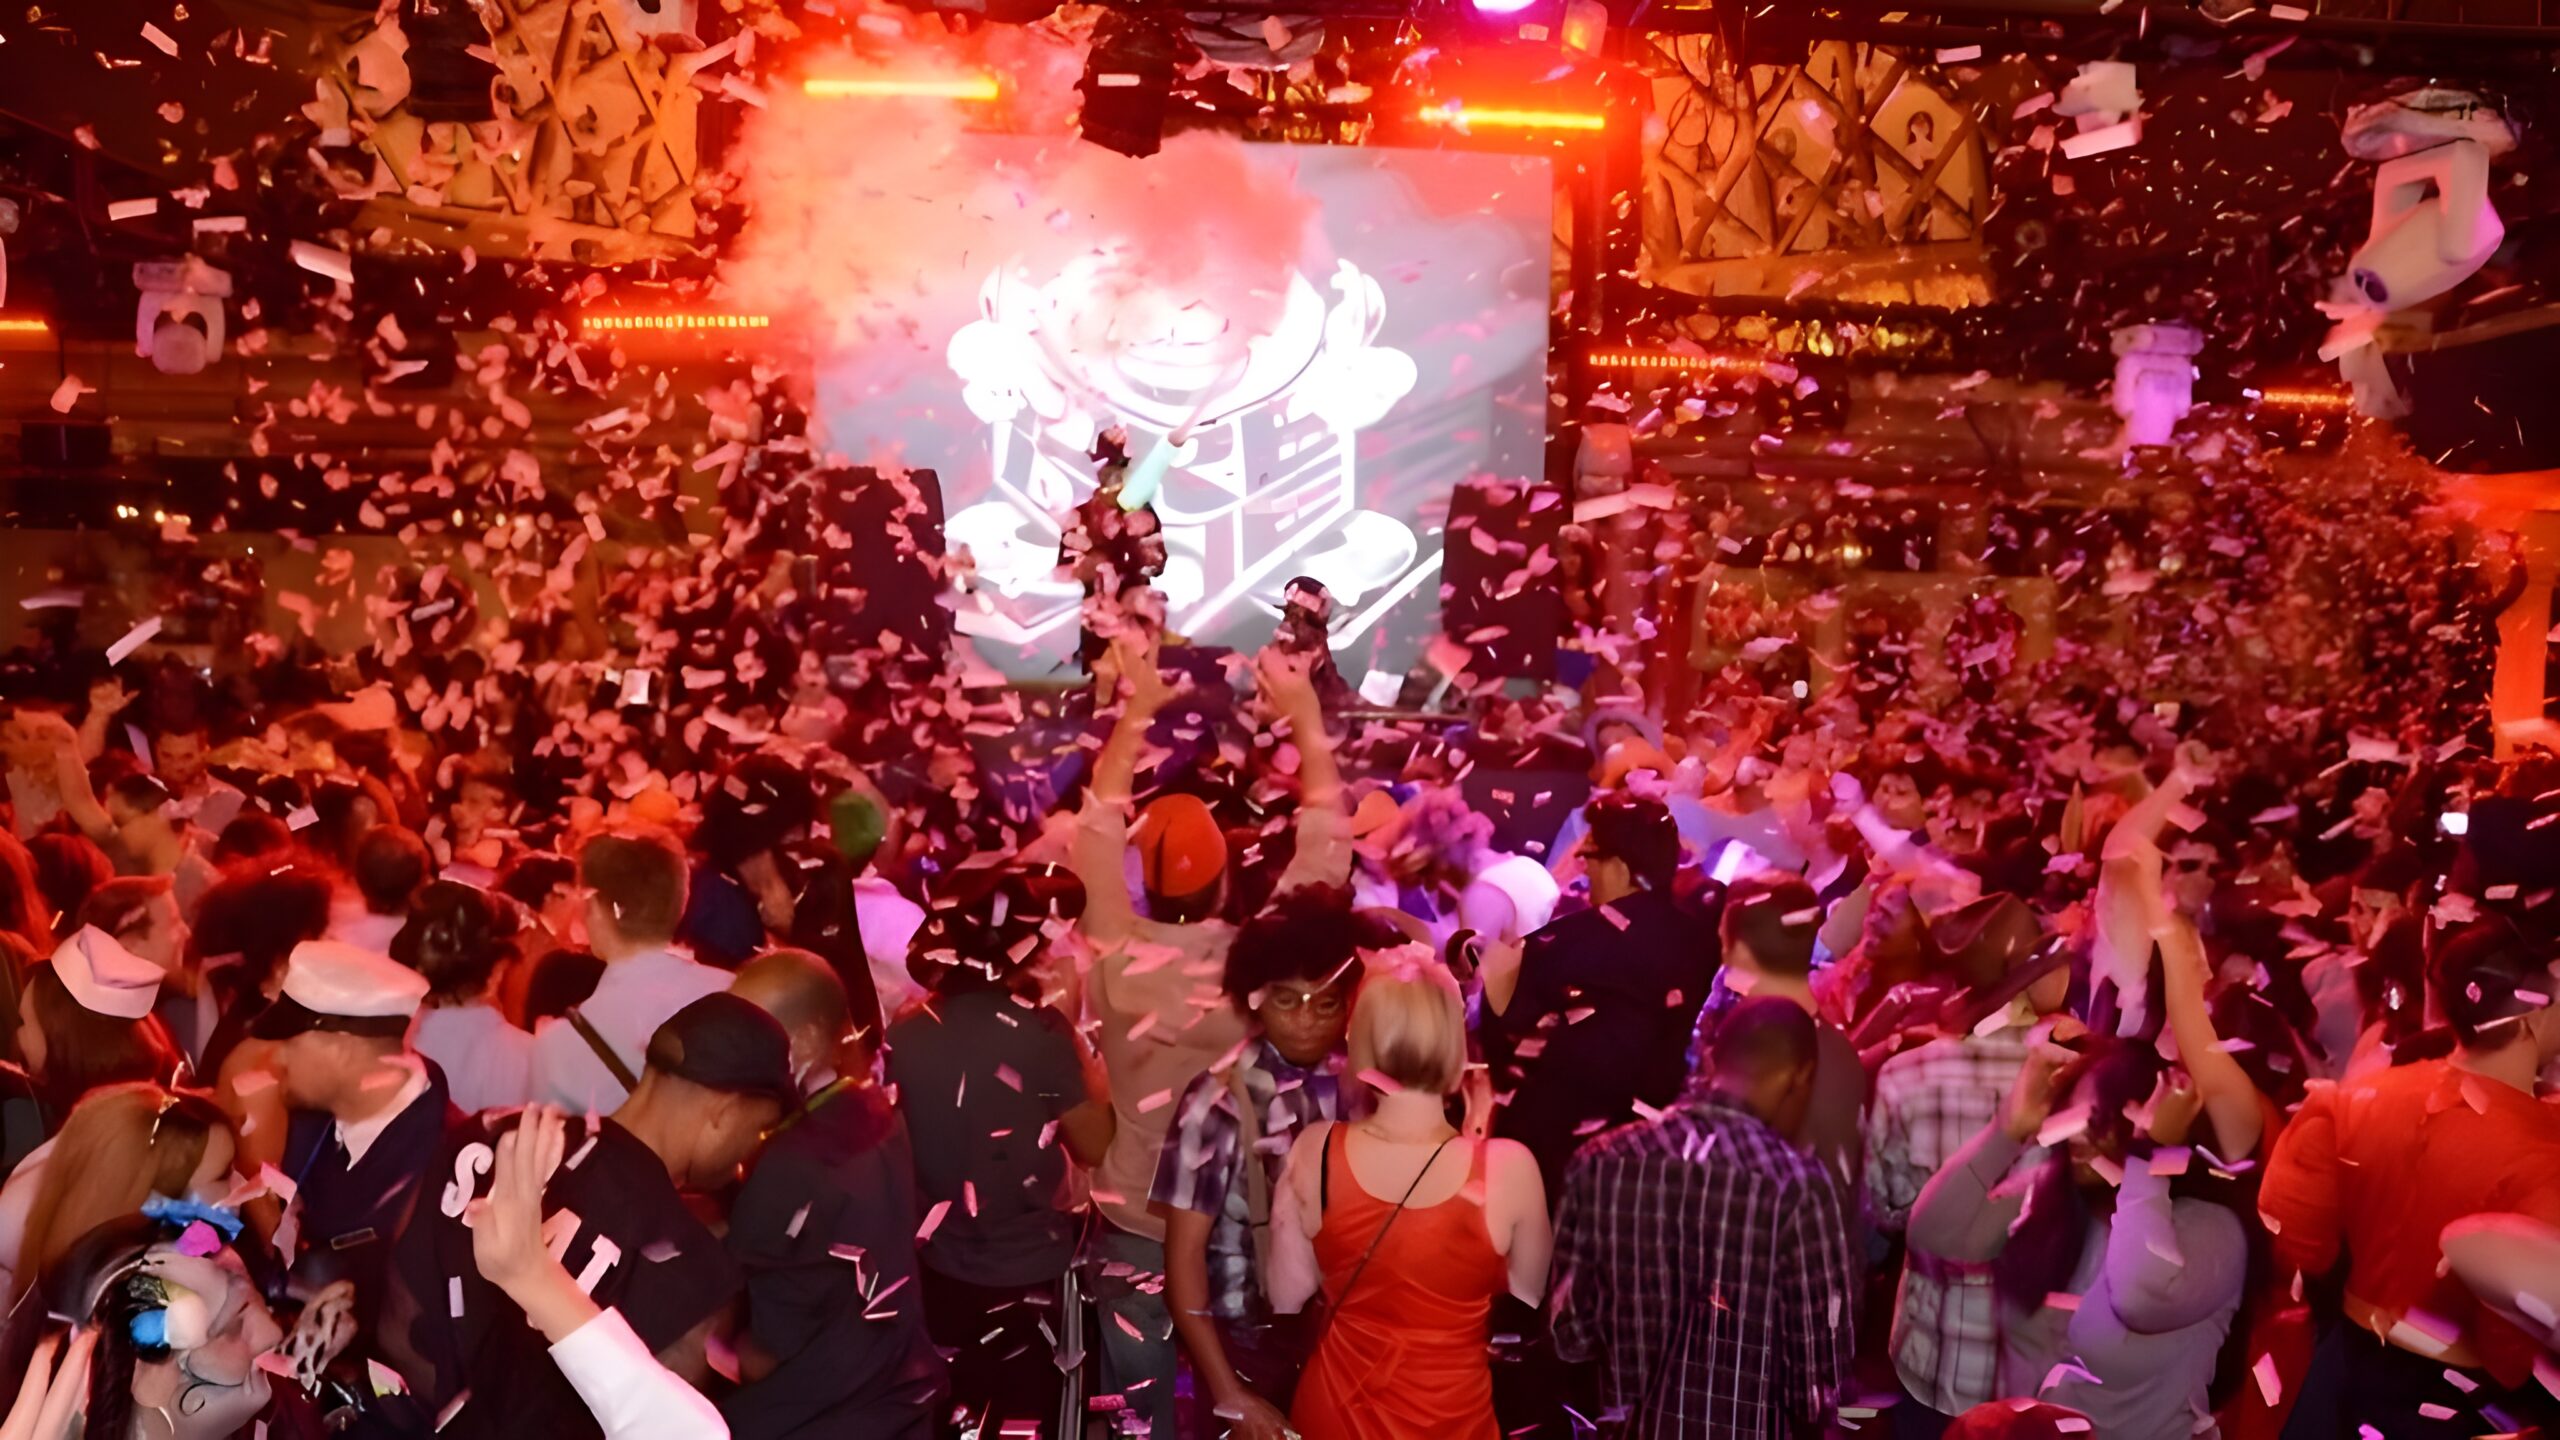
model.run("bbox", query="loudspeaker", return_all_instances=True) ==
[1439,479,1566,682]
[804,467,950,663]
[2388,317,2560,474]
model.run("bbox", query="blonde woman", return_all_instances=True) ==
[0,1082,234,1300]
[1268,950,1550,1440]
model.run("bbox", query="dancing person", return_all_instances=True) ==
[725,949,945,1439]
[527,829,730,1113]
[1270,953,1552,1440]
[396,878,534,1114]
[1073,641,1351,1434]
[1547,997,1858,1440]
[386,994,796,1437]
[2259,920,2560,1437]
[888,869,1109,1435]
[1158,886,1387,1440]
[1864,894,2069,1436]
[1908,1032,2248,1438]
[1486,791,1713,1201]
[459,1104,733,1440]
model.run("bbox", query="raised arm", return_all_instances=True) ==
[50,735,113,845]
[1909,1043,2061,1263]
[1070,639,1180,946]
[2150,880,2264,1162]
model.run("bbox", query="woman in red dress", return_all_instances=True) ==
[1269,950,1551,1440]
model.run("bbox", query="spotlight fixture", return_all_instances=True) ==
[1076,14,1182,159]
[133,258,230,377]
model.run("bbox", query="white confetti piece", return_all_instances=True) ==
[104,616,162,665]
[289,240,354,285]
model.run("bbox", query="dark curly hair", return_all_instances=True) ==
[1221,883,1401,1010]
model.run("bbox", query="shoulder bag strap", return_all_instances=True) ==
[1328,1132,1457,1322]
[566,1006,641,1094]
[1226,1061,1275,1283]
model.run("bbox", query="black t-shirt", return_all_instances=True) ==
[383,1114,740,1439]
[720,1082,945,1439]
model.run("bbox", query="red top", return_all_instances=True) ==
[1291,1125,1507,1440]
[2259,1058,2560,1386]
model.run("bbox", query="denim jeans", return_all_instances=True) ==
[1090,1225,1177,1437]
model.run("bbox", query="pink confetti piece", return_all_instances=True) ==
[48,375,88,414]
[917,1200,951,1243]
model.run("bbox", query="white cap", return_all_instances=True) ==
[52,926,164,1020]
[280,940,428,1021]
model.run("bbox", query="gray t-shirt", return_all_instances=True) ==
[886,986,1086,1288]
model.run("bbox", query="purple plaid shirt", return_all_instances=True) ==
[1150,1039,1344,1321]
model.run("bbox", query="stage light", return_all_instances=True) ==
[1418,103,1606,133]
[580,313,773,333]
[1077,14,1180,158]
[0,317,50,335]
[1471,0,1542,13]
[802,74,1002,101]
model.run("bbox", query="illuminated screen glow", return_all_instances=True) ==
[811,142,1553,679]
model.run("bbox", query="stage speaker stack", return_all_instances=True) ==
[1439,478,1567,682]
[803,466,951,665]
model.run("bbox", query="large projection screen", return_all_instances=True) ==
[810,141,1554,680]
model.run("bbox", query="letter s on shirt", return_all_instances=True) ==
[439,1141,496,1219]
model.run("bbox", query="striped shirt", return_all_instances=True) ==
[1548,1092,1857,1439]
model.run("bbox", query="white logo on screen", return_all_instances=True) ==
[942,253,1429,655]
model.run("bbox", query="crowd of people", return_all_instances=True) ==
[0,537,2555,1440]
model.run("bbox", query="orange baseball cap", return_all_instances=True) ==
[1134,793,1228,898]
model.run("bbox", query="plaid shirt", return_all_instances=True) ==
[1863,1027,2041,1416]
[1549,1093,1858,1439]
[1150,1039,1344,1321]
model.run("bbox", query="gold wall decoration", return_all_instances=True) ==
[315,0,702,264]
[1635,34,1995,307]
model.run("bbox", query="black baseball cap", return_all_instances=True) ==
[644,993,797,1107]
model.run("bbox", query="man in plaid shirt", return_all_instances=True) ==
[1862,895,2068,1436]
[1549,997,1858,1439]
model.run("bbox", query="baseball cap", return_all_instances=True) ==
[1134,793,1227,898]
[644,993,797,1107]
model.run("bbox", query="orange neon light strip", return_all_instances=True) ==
[1588,349,1770,375]
[2253,387,2354,412]
[0,317,51,334]
[1419,104,1606,132]
[580,314,772,333]
[803,75,1001,101]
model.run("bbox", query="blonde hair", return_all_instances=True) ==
[1348,952,1467,1096]
[18,1083,228,1298]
